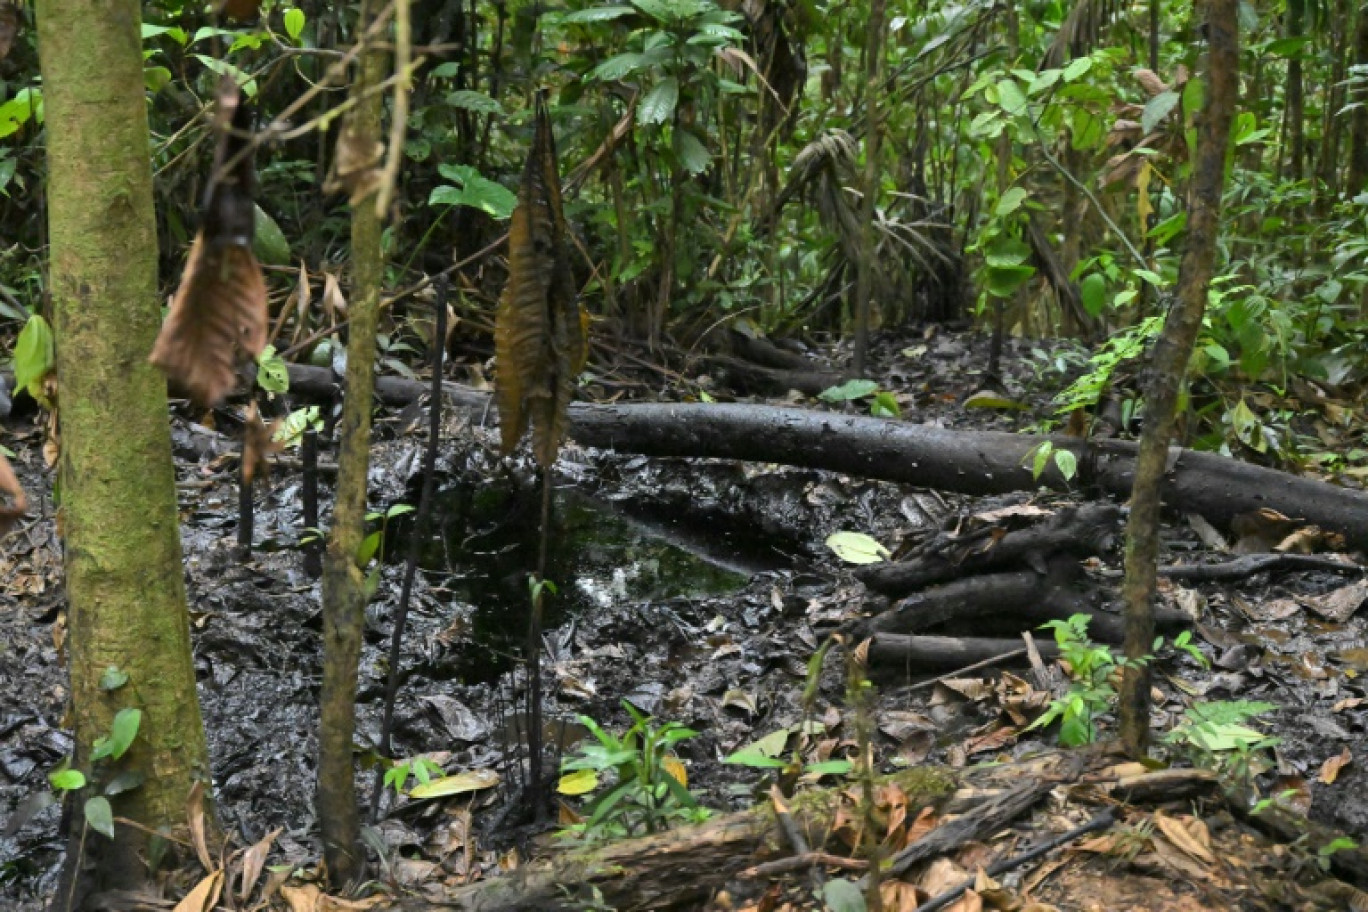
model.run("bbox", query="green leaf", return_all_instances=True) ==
[1141,90,1180,134]
[103,770,146,796]
[445,90,504,116]
[84,797,115,839]
[725,728,791,765]
[408,768,500,799]
[99,667,130,692]
[252,204,291,265]
[964,390,1028,410]
[984,235,1032,267]
[985,264,1035,297]
[822,878,867,912]
[870,391,901,418]
[192,55,257,97]
[91,708,141,762]
[283,8,306,40]
[995,78,1028,116]
[273,406,322,448]
[49,769,87,792]
[561,5,637,23]
[589,52,646,81]
[1062,56,1092,81]
[818,379,879,402]
[1071,107,1103,150]
[638,77,679,126]
[0,88,43,140]
[13,314,55,402]
[1053,449,1078,481]
[256,344,290,393]
[803,760,853,776]
[1080,273,1107,317]
[430,165,517,219]
[673,128,710,175]
[356,530,382,568]
[429,62,461,78]
[995,186,1029,217]
[825,531,890,564]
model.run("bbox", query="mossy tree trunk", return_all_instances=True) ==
[1118,0,1238,758]
[851,0,885,375]
[36,0,213,897]
[317,12,387,886]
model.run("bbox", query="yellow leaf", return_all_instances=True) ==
[173,870,224,912]
[408,768,500,799]
[662,756,688,788]
[557,768,599,796]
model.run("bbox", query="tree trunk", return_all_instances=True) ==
[1347,2,1368,195]
[36,0,212,897]
[1286,0,1305,180]
[1119,0,1238,759]
[317,12,388,885]
[852,0,885,375]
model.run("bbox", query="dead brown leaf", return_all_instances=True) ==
[241,402,282,485]
[322,271,347,320]
[1133,68,1169,97]
[879,879,925,912]
[172,869,224,912]
[238,826,280,903]
[186,780,215,874]
[324,127,385,206]
[1299,581,1368,623]
[1230,508,1302,554]
[1153,811,1215,865]
[1319,747,1353,785]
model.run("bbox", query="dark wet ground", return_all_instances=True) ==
[3,330,1368,906]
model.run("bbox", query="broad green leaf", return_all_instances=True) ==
[252,204,291,265]
[84,797,115,839]
[963,390,1028,410]
[638,77,679,126]
[13,314,55,401]
[99,667,129,692]
[430,165,517,219]
[673,128,710,175]
[822,879,867,912]
[1062,56,1092,81]
[985,264,1035,297]
[561,5,637,22]
[1054,449,1078,481]
[256,345,290,393]
[0,88,43,140]
[725,728,791,763]
[1071,107,1103,150]
[1141,90,1180,134]
[429,62,461,78]
[984,235,1032,267]
[445,90,504,116]
[825,531,890,564]
[49,769,86,792]
[192,55,257,97]
[283,8,306,40]
[995,186,1029,217]
[1080,273,1107,317]
[870,391,901,418]
[91,708,141,762]
[273,406,321,448]
[818,379,878,402]
[103,770,146,796]
[408,768,500,799]
[589,52,646,81]
[558,768,599,795]
[1028,68,1061,95]
[995,78,1028,116]
[803,760,853,776]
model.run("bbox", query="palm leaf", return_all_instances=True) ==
[495,94,587,467]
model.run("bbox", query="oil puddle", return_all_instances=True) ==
[403,476,785,683]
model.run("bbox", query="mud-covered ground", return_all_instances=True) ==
[3,330,1368,908]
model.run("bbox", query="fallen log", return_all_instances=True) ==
[856,556,1190,644]
[868,634,1058,675]
[283,365,1368,550]
[857,503,1122,597]
[400,767,957,911]
[1161,552,1365,583]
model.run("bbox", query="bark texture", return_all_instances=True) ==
[317,29,387,885]
[1119,0,1238,758]
[37,0,211,894]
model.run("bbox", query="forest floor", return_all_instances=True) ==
[3,328,1368,910]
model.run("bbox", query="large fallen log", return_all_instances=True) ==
[399,767,957,911]
[284,364,1368,550]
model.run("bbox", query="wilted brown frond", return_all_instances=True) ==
[0,450,26,537]
[495,94,586,468]
[241,402,281,485]
[150,79,268,407]
[323,127,385,206]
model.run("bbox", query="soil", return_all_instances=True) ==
[3,328,1367,910]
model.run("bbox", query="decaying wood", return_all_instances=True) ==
[1161,552,1364,583]
[857,503,1122,597]
[1109,768,1220,804]
[408,767,957,911]
[868,634,1057,675]
[855,556,1190,645]
[281,365,1368,551]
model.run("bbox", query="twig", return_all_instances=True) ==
[375,0,413,218]
[914,807,1116,912]
[742,852,869,879]
[897,647,1029,694]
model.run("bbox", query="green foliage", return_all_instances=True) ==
[1027,615,1148,747]
[90,708,142,763]
[557,701,711,842]
[429,164,517,220]
[256,345,290,394]
[819,380,902,418]
[383,755,446,797]
[1165,700,1280,787]
[1022,440,1078,483]
[13,314,54,405]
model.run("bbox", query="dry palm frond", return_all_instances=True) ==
[495,94,587,468]
[0,450,26,537]
[150,79,268,407]
[1043,0,1125,69]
